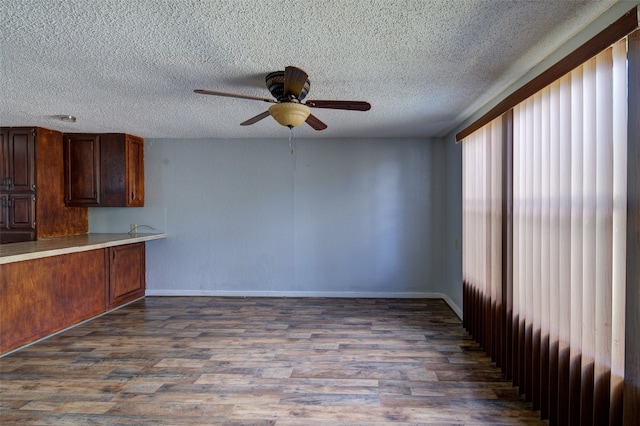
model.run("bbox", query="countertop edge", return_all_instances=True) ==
[0,233,167,264]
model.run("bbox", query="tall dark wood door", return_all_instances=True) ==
[0,128,37,243]
[5,129,36,193]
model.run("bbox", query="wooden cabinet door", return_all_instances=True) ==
[0,194,37,244]
[8,193,36,230]
[5,129,36,193]
[126,135,144,207]
[108,243,145,309]
[64,134,101,206]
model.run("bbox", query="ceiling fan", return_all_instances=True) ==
[194,66,371,131]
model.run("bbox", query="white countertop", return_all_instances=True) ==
[0,233,167,264]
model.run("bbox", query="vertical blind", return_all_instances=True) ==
[462,37,629,424]
[462,115,503,360]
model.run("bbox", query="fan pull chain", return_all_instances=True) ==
[289,127,296,155]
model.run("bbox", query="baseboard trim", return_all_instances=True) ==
[145,290,463,319]
[438,293,463,319]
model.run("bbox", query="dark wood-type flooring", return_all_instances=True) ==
[0,297,545,425]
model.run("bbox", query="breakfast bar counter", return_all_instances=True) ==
[1,233,166,354]
[0,233,166,264]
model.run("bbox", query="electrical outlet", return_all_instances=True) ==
[130,224,137,233]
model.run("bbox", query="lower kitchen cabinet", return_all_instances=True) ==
[1,193,37,243]
[108,243,145,309]
[0,242,146,354]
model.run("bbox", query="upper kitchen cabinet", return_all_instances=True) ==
[1,127,87,244]
[64,133,144,207]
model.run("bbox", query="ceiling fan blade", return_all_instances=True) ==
[240,110,271,126]
[284,66,309,99]
[305,114,328,131]
[305,100,371,111]
[194,89,275,103]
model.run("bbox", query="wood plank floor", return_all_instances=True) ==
[0,297,544,425]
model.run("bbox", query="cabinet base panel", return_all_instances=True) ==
[0,296,145,357]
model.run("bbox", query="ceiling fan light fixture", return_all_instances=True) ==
[268,102,310,128]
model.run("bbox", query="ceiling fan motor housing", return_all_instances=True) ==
[266,71,310,102]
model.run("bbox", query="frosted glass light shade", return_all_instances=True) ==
[269,103,311,128]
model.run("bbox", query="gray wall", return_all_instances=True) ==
[88,3,635,319]
[90,137,458,310]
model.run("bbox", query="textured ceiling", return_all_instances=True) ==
[0,0,621,139]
